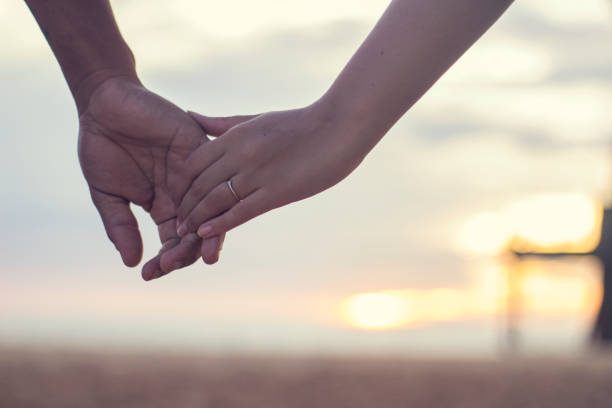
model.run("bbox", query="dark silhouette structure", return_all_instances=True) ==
[591,208,612,343]
[512,208,612,345]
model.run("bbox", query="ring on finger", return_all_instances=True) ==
[226,179,242,203]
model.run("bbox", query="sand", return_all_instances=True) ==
[1,346,612,407]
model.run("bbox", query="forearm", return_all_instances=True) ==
[25,0,138,114]
[319,0,513,152]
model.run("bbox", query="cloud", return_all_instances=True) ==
[140,19,370,114]
[493,1,612,85]
[0,2,52,65]
[414,81,612,144]
[111,0,386,71]
[524,0,612,26]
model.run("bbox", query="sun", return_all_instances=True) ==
[507,193,602,253]
[341,292,412,330]
[455,193,602,256]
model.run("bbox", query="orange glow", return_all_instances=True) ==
[340,286,502,331]
[515,258,602,317]
[341,293,414,330]
[455,193,602,256]
[455,212,512,255]
[340,258,601,331]
[507,193,602,254]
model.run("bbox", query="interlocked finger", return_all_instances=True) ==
[179,175,253,236]
[177,158,234,223]
[196,189,267,239]
[159,232,202,274]
[182,138,224,184]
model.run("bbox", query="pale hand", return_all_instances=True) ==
[175,106,367,242]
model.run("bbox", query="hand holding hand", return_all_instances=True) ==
[175,104,369,240]
[78,77,225,280]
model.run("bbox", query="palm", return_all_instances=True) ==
[77,77,217,279]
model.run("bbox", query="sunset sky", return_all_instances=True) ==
[2,0,611,356]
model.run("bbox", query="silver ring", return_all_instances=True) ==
[226,179,242,203]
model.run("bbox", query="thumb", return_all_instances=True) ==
[187,111,259,136]
[90,188,143,267]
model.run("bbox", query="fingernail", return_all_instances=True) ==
[197,225,213,238]
[177,223,187,237]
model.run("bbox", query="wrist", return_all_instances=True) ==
[307,93,358,138]
[309,90,385,159]
[75,67,140,116]
[298,98,376,179]
[25,0,140,115]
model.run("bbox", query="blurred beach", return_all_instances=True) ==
[2,346,612,408]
